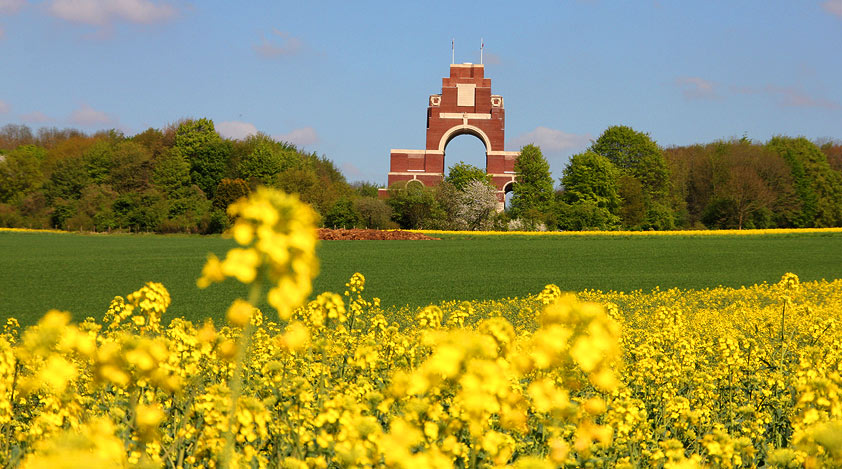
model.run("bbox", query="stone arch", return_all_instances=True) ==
[438,124,492,155]
[406,179,424,189]
[502,181,515,211]
[381,63,522,212]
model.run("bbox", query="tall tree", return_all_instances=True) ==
[559,151,620,212]
[174,118,230,197]
[590,125,672,228]
[0,145,44,203]
[509,144,554,221]
[767,136,842,227]
[557,151,621,231]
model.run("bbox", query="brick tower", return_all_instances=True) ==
[380,63,520,208]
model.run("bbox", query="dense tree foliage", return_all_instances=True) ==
[0,120,363,233]
[590,125,673,229]
[556,151,621,230]
[444,162,492,190]
[766,136,842,228]
[1,121,840,233]
[509,144,554,224]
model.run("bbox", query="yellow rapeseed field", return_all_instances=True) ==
[2,188,841,468]
[411,228,842,237]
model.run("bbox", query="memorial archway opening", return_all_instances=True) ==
[444,133,489,177]
[503,181,515,211]
[380,63,520,210]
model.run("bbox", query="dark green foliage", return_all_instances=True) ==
[644,201,676,231]
[556,150,622,232]
[112,190,167,232]
[510,144,554,221]
[43,156,90,203]
[617,175,646,228]
[1,118,838,234]
[323,198,362,228]
[213,178,251,211]
[64,184,119,232]
[387,182,443,229]
[590,126,672,229]
[590,125,670,200]
[174,118,231,198]
[556,199,620,231]
[187,140,231,199]
[82,140,115,185]
[152,148,192,196]
[560,151,620,212]
[767,136,842,227]
[354,197,393,229]
[108,141,154,193]
[162,185,214,234]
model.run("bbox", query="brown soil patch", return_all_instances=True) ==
[318,228,439,241]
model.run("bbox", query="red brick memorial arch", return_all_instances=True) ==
[379,63,520,209]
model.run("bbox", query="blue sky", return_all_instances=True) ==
[1,0,841,185]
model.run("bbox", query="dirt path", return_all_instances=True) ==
[317,228,439,240]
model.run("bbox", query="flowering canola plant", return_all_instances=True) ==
[2,188,842,468]
[410,227,842,237]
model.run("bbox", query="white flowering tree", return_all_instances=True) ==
[451,179,499,231]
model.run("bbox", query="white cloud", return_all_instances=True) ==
[733,84,841,110]
[0,0,26,14]
[822,0,842,18]
[0,100,9,114]
[20,111,52,123]
[217,121,258,140]
[254,29,303,58]
[674,76,718,100]
[765,85,841,110]
[511,127,591,153]
[69,103,116,126]
[275,127,319,147]
[47,0,177,26]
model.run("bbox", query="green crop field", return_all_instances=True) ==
[2,229,841,327]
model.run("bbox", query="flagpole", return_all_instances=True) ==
[451,38,455,64]
[480,38,483,65]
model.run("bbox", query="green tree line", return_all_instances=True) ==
[383,125,842,231]
[0,119,394,233]
[2,121,840,232]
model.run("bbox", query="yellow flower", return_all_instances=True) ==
[197,253,225,288]
[41,355,77,393]
[278,321,310,353]
[135,403,164,441]
[221,248,260,284]
[226,299,255,327]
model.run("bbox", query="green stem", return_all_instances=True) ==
[220,281,261,468]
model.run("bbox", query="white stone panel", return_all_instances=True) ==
[456,84,476,107]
